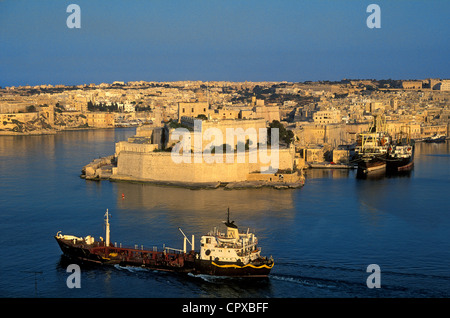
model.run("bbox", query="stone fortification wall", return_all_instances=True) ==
[115,141,158,155]
[114,147,295,184]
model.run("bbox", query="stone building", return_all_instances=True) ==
[313,109,341,124]
[402,81,423,90]
[85,112,115,128]
[177,101,210,122]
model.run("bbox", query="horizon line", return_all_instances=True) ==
[3,77,448,89]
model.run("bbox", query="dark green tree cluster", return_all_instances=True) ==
[87,101,120,112]
[268,120,294,145]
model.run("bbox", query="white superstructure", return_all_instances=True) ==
[199,212,263,265]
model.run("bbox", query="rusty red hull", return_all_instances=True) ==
[55,236,196,273]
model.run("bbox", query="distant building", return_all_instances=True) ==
[250,97,280,123]
[402,81,422,90]
[0,112,39,128]
[177,116,267,152]
[313,109,341,124]
[212,108,240,120]
[294,122,348,146]
[119,102,135,113]
[366,101,385,113]
[427,78,442,90]
[252,105,280,123]
[177,101,210,122]
[438,80,450,91]
[86,112,115,128]
[390,99,398,110]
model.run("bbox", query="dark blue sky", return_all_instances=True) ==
[0,0,448,86]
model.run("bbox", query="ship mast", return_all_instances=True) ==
[224,207,238,238]
[105,209,110,247]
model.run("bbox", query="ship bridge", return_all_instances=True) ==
[199,209,261,263]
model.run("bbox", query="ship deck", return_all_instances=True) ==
[56,237,195,269]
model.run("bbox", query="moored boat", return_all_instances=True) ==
[387,128,415,173]
[424,134,446,143]
[355,115,390,174]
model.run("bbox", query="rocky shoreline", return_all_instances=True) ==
[109,175,304,190]
[0,126,118,136]
[0,129,57,136]
[81,155,116,180]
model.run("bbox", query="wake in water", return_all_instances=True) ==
[113,264,169,276]
[114,264,149,272]
[270,261,450,298]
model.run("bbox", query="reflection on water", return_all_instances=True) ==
[304,168,353,180]
[355,168,389,180]
[113,181,297,240]
[115,182,295,213]
[415,140,450,156]
[0,128,136,163]
[354,141,449,231]
[0,135,56,158]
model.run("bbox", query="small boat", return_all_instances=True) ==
[424,134,446,143]
[55,208,273,277]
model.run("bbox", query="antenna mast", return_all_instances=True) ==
[105,209,110,247]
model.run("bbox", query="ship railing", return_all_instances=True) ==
[218,241,248,249]
[93,245,186,261]
[164,246,184,254]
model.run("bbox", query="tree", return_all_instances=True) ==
[196,114,208,120]
[87,101,95,111]
[268,120,294,145]
[26,105,37,112]
[285,130,294,145]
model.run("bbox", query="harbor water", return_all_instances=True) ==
[0,128,449,298]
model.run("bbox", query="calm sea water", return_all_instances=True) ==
[0,128,449,298]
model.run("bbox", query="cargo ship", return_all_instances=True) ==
[355,115,391,174]
[55,209,274,277]
[387,128,415,173]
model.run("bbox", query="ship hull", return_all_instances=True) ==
[55,236,271,277]
[193,259,273,277]
[425,136,446,143]
[357,155,386,174]
[387,143,415,174]
[56,237,105,264]
[55,236,194,273]
[386,157,414,173]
